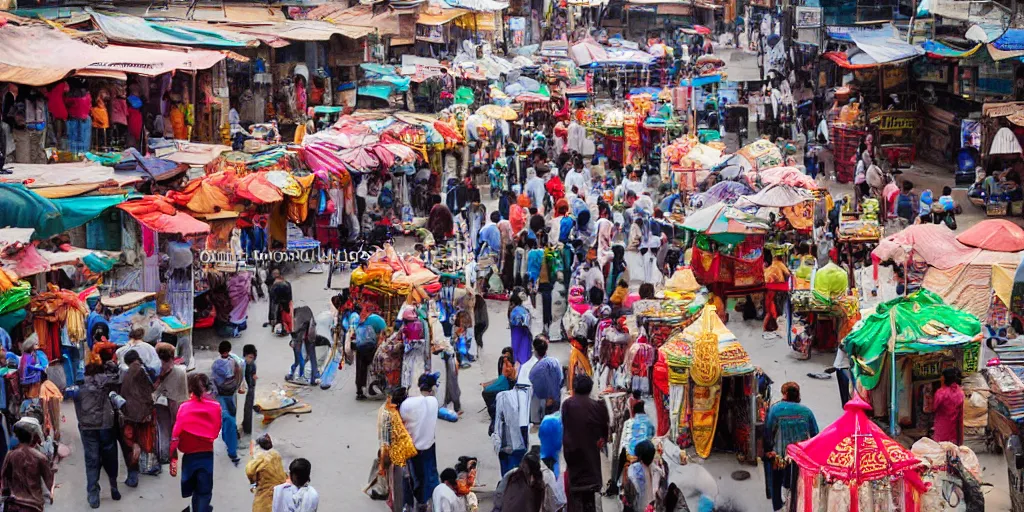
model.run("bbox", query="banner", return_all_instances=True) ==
[795,7,821,28]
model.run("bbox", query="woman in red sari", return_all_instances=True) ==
[932,367,964,445]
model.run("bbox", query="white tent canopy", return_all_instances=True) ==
[990,127,1023,155]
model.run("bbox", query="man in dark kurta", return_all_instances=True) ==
[561,374,608,512]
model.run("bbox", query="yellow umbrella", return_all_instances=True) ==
[476,104,518,121]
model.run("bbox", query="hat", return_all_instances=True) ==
[418,372,440,391]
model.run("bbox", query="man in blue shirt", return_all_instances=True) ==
[477,211,502,258]
[353,308,387,400]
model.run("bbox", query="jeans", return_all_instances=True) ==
[837,368,852,406]
[81,428,119,500]
[67,117,91,154]
[216,394,238,460]
[181,452,213,512]
[289,339,319,382]
[539,282,553,328]
[498,449,525,477]
[769,463,797,511]
[289,339,306,378]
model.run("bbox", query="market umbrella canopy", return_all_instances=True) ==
[736,139,783,170]
[475,104,518,120]
[956,219,1024,252]
[989,127,1023,155]
[693,25,712,35]
[682,203,769,243]
[843,289,981,390]
[787,396,922,483]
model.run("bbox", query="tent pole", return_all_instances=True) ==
[890,349,897,436]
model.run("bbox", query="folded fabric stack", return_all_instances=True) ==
[988,365,1024,421]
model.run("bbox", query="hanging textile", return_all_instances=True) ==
[167,267,194,328]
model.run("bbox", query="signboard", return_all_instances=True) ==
[982,102,1024,118]
[962,120,981,149]
[870,111,918,132]
[794,7,821,28]
[913,60,950,84]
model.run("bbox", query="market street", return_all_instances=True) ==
[45,173,1011,511]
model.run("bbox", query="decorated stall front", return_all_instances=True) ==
[683,203,770,298]
[654,305,760,463]
[349,244,441,324]
[787,396,928,512]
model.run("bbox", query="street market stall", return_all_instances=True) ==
[683,202,770,299]
[654,305,760,462]
[843,290,983,437]
[786,396,928,512]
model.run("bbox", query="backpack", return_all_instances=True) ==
[215,358,241,396]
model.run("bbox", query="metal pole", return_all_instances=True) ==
[890,348,897,436]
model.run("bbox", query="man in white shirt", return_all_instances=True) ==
[564,157,591,200]
[116,327,161,375]
[525,164,549,213]
[401,373,441,508]
[432,468,466,512]
[827,347,852,406]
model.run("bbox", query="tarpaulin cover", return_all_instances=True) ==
[689,181,753,209]
[0,184,63,239]
[735,183,814,209]
[843,289,981,390]
[921,40,983,58]
[873,223,980,270]
[788,396,923,483]
[1,161,148,189]
[439,0,509,11]
[993,28,1024,51]
[89,9,254,47]
[51,194,131,235]
[416,8,470,25]
[117,196,210,235]
[956,219,1024,252]
[682,203,769,243]
[849,29,924,65]
[0,25,227,86]
[922,251,1023,318]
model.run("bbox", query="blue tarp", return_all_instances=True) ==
[51,194,131,235]
[920,40,981,58]
[680,75,722,87]
[825,25,882,43]
[993,29,1024,51]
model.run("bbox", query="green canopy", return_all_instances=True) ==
[843,289,981,390]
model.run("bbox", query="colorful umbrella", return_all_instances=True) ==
[956,219,1024,252]
[693,25,712,35]
[788,396,922,483]
[682,203,769,243]
[476,104,518,120]
[736,139,783,171]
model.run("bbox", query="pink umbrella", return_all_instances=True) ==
[339,147,381,171]
[694,25,712,35]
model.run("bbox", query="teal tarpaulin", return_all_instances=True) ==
[0,183,62,239]
[0,184,128,239]
[51,194,130,235]
[0,309,26,334]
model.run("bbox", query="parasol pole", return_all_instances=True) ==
[889,310,898,436]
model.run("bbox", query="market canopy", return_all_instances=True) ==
[570,38,656,67]
[735,183,814,209]
[843,290,981,390]
[956,219,1024,252]
[989,126,1023,155]
[88,9,257,48]
[873,223,981,270]
[0,24,228,86]
[920,39,983,59]
[788,396,923,483]
[117,196,211,235]
[682,202,769,243]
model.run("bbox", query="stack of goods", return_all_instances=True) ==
[961,372,990,451]
[29,284,89,359]
[987,364,1024,422]
[637,296,707,348]
[830,127,867,183]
